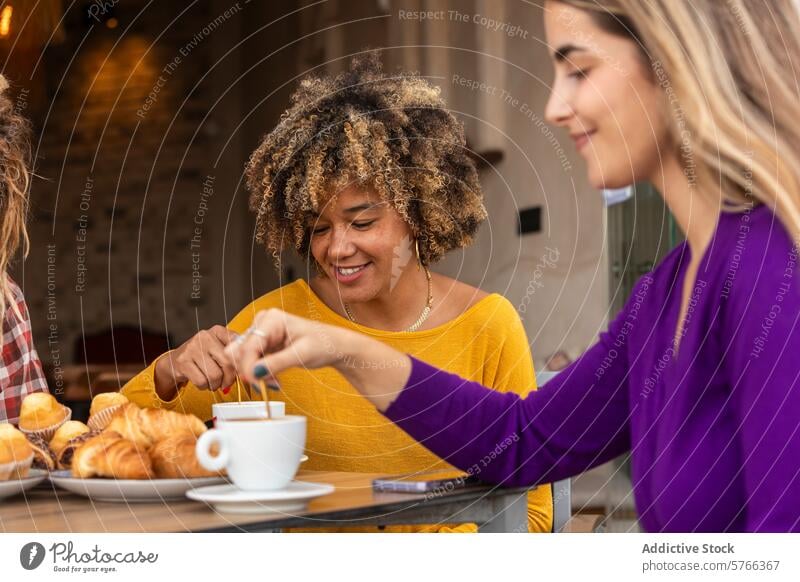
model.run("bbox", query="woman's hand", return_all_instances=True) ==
[153,325,239,401]
[225,309,412,412]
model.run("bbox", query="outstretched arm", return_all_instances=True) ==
[228,307,632,487]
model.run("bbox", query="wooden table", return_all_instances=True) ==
[0,470,536,533]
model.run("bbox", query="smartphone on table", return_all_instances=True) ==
[372,470,480,494]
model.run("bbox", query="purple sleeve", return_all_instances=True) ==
[725,241,800,532]
[384,306,634,487]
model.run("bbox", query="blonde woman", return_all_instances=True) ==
[0,76,49,423]
[122,55,552,532]
[231,1,800,532]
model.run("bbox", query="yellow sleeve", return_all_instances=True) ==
[120,302,261,422]
[487,298,553,533]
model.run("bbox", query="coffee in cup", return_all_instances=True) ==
[196,415,306,491]
[211,401,285,426]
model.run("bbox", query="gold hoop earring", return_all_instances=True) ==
[415,239,422,270]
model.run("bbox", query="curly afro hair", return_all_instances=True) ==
[245,52,487,266]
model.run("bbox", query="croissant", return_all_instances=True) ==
[104,405,150,448]
[105,404,206,449]
[57,431,99,470]
[25,434,57,471]
[71,431,153,480]
[149,433,221,479]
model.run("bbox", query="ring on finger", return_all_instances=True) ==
[246,327,269,339]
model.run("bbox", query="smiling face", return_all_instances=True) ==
[309,187,415,304]
[544,1,670,189]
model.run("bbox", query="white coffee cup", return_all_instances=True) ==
[211,401,285,425]
[196,415,306,491]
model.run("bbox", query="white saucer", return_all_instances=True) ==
[0,469,48,500]
[186,480,334,514]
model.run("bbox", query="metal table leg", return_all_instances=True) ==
[477,491,528,533]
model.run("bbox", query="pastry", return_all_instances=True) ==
[104,404,150,449]
[17,393,70,440]
[149,433,221,479]
[0,441,14,480]
[25,434,57,471]
[50,421,90,455]
[87,393,128,431]
[0,423,34,478]
[106,404,206,449]
[89,392,128,418]
[71,431,153,480]
[56,430,99,470]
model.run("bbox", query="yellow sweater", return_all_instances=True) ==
[122,280,553,532]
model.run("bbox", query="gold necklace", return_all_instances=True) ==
[344,267,433,332]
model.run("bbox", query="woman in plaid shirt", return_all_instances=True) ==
[0,74,48,423]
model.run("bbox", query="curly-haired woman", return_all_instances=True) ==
[0,75,49,423]
[122,54,552,532]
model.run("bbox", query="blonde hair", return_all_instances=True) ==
[556,0,800,244]
[0,75,32,327]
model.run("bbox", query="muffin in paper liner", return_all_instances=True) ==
[50,421,90,456]
[0,460,14,480]
[87,404,124,431]
[10,452,34,479]
[18,407,71,442]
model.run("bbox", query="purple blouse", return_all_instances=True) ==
[385,204,800,532]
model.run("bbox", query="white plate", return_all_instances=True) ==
[49,470,227,502]
[186,480,334,514]
[0,469,48,501]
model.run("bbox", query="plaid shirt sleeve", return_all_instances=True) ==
[0,277,48,424]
